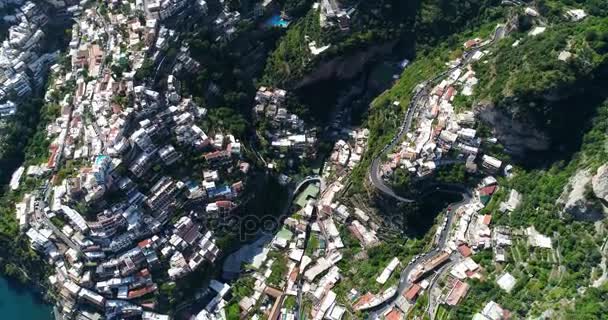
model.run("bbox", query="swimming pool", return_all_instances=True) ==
[265,14,290,28]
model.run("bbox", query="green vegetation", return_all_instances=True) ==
[472,15,608,150]
[452,100,608,318]
[262,9,322,86]
[306,233,319,256]
[407,292,430,319]
[54,160,85,184]
[224,275,255,320]
[347,50,448,193]
[262,0,507,87]
[435,164,470,185]
[283,295,297,310]
[267,251,289,287]
[435,304,453,320]
[0,94,68,289]
[334,224,431,309]
[0,99,47,186]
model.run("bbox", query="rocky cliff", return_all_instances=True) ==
[592,164,608,204]
[559,166,608,222]
[476,103,551,157]
[294,41,397,89]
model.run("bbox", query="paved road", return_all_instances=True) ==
[34,200,84,256]
[368,187,471,317]
[368,25,505,203]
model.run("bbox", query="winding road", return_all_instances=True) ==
[364,24,507,317]
[368,24,506,204]
[368,186,471,318]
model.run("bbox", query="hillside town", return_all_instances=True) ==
[253,86,317,171]
[0,0,604,320]
[7,1,250,319]
[379,35,507,180]
[0,1,58,117]
[3,8,533,320]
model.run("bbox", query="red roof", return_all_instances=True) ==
[446,280,469,306]
[404,283,422,301]
[385,308,403,320]
[445,86,456,100]
[353,293,375,309]
[47,144,59,168]
[204,150,230,161]
[138,239,152,248]
[289,267,299,282]
[348,225,364,243]
[464,39,479,48]
[482,214,492,225]
[128,284,157,299]
[478,185,497,196]
[216,200,235,209]
[320,205,332,216]
[458,244,472,257]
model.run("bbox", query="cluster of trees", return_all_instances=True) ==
[0,98,54,188]
[473,16,608,153]
[434,164,469,185]
[261,10,322,86]
[262,0,508,88]
[536,0,608,20]
[0,98,68,289]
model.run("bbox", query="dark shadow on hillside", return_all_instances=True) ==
[494,61,608,169]
[371,189,461,239]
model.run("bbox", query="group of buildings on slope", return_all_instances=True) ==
[380,36,508,181]
[377,171,555,320]
[253,86,317,170]
[8,1,251,319]
[213,136,423,319]
[0,1,59,117]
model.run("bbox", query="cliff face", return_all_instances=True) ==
[476,103,551,156]
[294,41,397,89]
[558,166,608,222]
[592,164,608,204]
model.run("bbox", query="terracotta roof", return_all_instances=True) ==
[264,286,283,298]
[445,86,456,100]
[385,308,403,320]
[138,239,152,248]
[482,214,492,225]
[404,283,422,301]
[446,280,469,306]
[353,292,375,309]
[458,244,472,257]
[478,185,497,196]
[128,284,157,299]
[289,267,299,282]
[216,200,235,209]
[464,39,479,48]
[320,205,332,215]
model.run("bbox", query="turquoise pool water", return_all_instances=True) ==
[265,14,290,28]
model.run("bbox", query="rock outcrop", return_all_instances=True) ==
[592,164,608,203]
[476,104,551,156]
[559,168,606,221]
